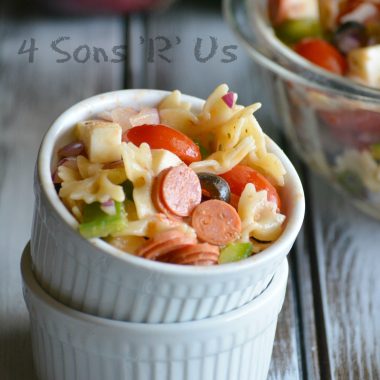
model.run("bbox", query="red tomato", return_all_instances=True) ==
[294,38,347,75]
[220,165,282,210]
[123,124,201,165]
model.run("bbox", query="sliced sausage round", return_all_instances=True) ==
[191,199,241,246]
[193,260,216,266]
[142,236,196,260]
[161,164,202,217]
[152,167,171,215]
[164,243,220,265]
[136,229,185,257]
[177,252,219,265]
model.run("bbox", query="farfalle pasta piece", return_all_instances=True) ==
[159,108,198,136]
[114,213,197,240]
[159,90,198,135]
[57,165,81,183]
[190,136,255,175]
[59,171,125,204]
[76,155,103,178]
[238,183,285,242]
[121,142,155,219]
[158,90,191,111]
[244,149,286,187]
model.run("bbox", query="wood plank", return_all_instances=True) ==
[308,172,380,380]
[0,16,124,380]
[269,271,302,380]
[132,5,303,379]
[292,224,324,380]
[282,145,324,380]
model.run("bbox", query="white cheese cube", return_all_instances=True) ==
[272,0,319,24]
[76,120,122,163]
[151,149,183,175]
[347,45,380,89]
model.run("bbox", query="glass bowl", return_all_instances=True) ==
[224,0,380,219]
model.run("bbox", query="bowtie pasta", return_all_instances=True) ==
[53,85,287,265]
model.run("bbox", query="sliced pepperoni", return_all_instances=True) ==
[170,243,220,257]
[162,243,220,265]
[161,165,202,217]
[142,236,196,260]
[152,168,171,215]
[177,252,219,265]
[193,260,216,266]
[191,199,241,246]
[136,229,185,257]
[166,251,219,265]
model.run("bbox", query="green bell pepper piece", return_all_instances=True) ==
[275,19,321,45]
[193,139,210,159]
[218,242,253,264]
[79,201,128,239]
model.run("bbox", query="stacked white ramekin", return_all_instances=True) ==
[23,90,305,380]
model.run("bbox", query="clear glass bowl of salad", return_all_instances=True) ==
[225,0,380,219]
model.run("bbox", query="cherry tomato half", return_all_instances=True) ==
[294,38,347,75]
[220,165,281,210]
[123,124,201,165]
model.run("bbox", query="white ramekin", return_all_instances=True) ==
[22,244,289,380]
[31,89,304,323]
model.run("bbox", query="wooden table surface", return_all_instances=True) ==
[0,1,379,379]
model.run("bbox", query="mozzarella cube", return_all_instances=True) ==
[151,149,183,175]
[76,120,122,163]
[271,0,319,25]
[347,45,380,89]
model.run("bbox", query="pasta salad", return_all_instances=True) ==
[52,85,287,265]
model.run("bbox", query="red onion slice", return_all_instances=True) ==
[221,92,237,108]
[100,200,116,215]
[58,141,84,158]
